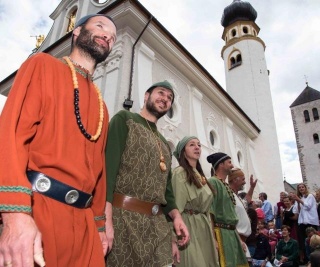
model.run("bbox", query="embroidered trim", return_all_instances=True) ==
[94,215,106,221]
[0,186,32,195]
[98,226,106,232]
[0,204,32,213]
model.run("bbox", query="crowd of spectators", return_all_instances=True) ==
[243,188,320,267]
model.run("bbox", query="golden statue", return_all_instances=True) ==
[31,35,45,49]
[67,12,76,33]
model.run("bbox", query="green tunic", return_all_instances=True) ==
[209,176,248,267]
[275,238,299,266]
[106,110,177,267]
[172,167,219,267]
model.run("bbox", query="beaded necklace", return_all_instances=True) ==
[195,173,207,186]
[218,178,236,205]
[144,118,167,172]
[63,56,104,141]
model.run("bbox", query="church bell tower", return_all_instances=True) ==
[221,0,284,193]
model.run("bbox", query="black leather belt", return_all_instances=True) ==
[27,171,93,209]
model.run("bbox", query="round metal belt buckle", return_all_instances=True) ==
[152,204,159,215]
[65,190,79,204]
[35,175,51,192]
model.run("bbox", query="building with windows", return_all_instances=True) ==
[290,84,320,189]
[0,0,284,203]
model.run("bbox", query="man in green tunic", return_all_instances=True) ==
[105,81,190,267]
[207,152,248,267]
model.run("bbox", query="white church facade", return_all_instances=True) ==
[0,0,284,203]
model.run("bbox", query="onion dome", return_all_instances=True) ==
[221,0,257,27]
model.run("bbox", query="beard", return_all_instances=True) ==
[75,27,111,64]
[145,95,168,119]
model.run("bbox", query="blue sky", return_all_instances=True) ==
[1,0,320,184]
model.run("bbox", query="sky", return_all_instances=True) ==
[0,0,319,185]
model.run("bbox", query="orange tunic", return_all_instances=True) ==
[0,53,108,267]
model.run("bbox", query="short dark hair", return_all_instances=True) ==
[281,224,291,232]
[259,192,267,200]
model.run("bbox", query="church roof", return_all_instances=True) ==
[221,0,257,27]
[290,85,320,108]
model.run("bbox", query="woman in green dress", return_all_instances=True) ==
[172,136,219,266]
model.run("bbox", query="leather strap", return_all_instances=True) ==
[112,192,163,216]
[27,170,93,209]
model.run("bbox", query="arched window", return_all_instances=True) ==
[66,8,77,33]
[236,54,242,63]
[314,133,319,144]
[209,131,215,146]
[230,57,236,66]
[312,108,319,120]
[243,26,248,34]
[237,151,243,165]
[231,29,237,37]
[304,110,310,123]
[166,107,173,119]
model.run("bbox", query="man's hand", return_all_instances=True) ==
[0,213,45,267]
[172,240,180,265]
[249,175,257,188]
[168,209,190,246]
[240,241,247,253]
[99,232,108,256]
[105,202,114,254]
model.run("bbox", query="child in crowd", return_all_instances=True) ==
[267,220,282,255]
[252,232,273,267]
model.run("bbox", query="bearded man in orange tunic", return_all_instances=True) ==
[0,14,116,267]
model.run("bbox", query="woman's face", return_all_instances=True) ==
[282,227,290,237]
[184,139,201,162]
[298,184,306,195]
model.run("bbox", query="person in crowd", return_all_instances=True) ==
[105,80,190,267]
[309,234,320,267]
[282,195,299,241]
[316,189,320,228]
[228,168,257,263]
[245,201,258,257]
[291,183,319,264]
[0,14,117,267]
[274,192,287,229]
[305,227,320,262]
[274,225,299,267]
[253,200,265,222]
[251,232,272,267]
[267,220,281,255]
[171,136,219,266]
[259,192,274,223]
[207,152,248,267]
[257,220,269,237]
